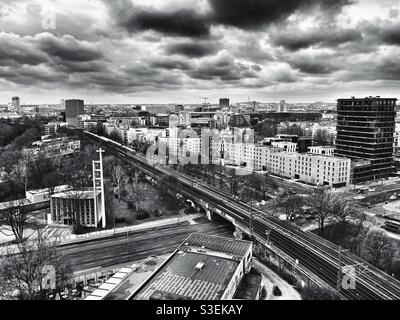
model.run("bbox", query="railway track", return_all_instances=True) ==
[83,131,400,300]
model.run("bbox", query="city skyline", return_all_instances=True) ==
[0,0,400,104]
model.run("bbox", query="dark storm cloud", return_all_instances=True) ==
[377,23,400,45]
[271,71,298,83]
[0,33,47,65]
[104,0,211,38]
[53,60,107,73]
[164,41,218,58]
[0,32,114,92]
[0,64,65,86]
[4,0,400,101]
[207,0,352,30]
[355,21,400,49]
[150,57,192,70]
[336,47,400,83]
[271,28,362,51]
[37,34,103,62]
[124,9,210,38]
[186,53,262,81]
[104,0,352,37]
[375,58,400,80]
[87,67,183,93]
[291,59,339,74]
[233,37,274,63]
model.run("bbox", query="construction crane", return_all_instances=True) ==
[202,97,208,104]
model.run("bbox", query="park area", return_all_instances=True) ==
[112,179,192,227]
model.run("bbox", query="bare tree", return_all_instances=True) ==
[157,174,181,210]
[306,189,335,235]
[127,168,144,212]
[0,231,72,300]
[329,199,365,238]
[111,165,126,200]
[361,229,395,272]
[246,173,278,200]
[274,192,305,221]
[104,183,116,227]
[313,128,333,146]
[0,198,32,243]
[109,130,122,143]
[307,189,365,236]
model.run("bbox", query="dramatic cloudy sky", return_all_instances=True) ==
[0,0,400,104]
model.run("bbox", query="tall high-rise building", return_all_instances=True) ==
[279,100,287,112]
[11,96,20,111]
[65,99,84,127]
[336,96,397,184]
[219,98,230,109]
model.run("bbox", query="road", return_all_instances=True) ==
[59,218,234,272]
[84,131,400,300]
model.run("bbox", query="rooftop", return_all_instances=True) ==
[133,251,239,300]
[0,198,31,211]
[181,233,251,258]
[309,146,335,149]
[338,96,397,101]
[130,233,252,301]
[26,185,72,195]
[51,188,101,199]
[233,269,263,300]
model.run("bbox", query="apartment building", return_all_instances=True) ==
[44,122,66,135]
[264,151,351,188]
[158,136,201,163]
[271,141,297,152]
[308,146,335,156]
[23,137,80,159]
[178,111,191,127]
[226,143,351,187]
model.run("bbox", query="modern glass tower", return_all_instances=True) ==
[336,96,397,184]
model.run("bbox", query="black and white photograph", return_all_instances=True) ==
[0,0,400,309]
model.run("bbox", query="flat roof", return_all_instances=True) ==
[272,141,297,145]
[26,185,72,195]
[338,97,397,101]
[233,269,262,300]
[52,189,101,199]
[133,251,239,300]
[181,233,251,258]
[0,198,31,210]
[130,234,251,300]
[309,146,335,149]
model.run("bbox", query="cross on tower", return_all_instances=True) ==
[96,148,105,161]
